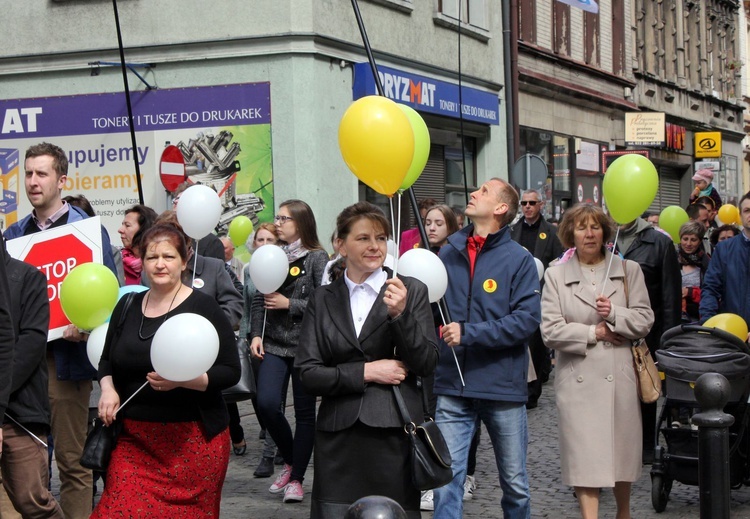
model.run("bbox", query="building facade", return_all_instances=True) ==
[517,0,745,221]
[0,0,506,244]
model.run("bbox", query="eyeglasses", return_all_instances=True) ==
[274,215,294,223]
[520,201,538,206]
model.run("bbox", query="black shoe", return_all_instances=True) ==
[274,452,284,465]
[259,429,266,440]
[233,440,247,456]
[526,400,539,410]
[642,449,655,465]
[254,457,274,478]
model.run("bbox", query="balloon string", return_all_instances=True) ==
[115,380,149,417]
[394,197,399,278]
[261,308,267,342]
[6,415,48,448]
[438,305,465,387]
[192,240,199,288]
[599,226,621,297]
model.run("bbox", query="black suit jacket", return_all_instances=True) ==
[510,218,564,270]
[295,273,438,432]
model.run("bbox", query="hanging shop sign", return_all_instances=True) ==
[625,112,665,147]
[353,63,500,125]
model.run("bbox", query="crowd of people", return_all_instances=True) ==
[1,143,749,519]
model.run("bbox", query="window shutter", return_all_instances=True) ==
[647,167,681,212]
[410,144,446,225]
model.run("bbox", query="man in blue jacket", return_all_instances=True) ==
[700,191,750,334]
[4,142,117,519]
[433,178,541,519]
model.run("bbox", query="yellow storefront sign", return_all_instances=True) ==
[695,132,722,158]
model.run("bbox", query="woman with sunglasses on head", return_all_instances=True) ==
[249,200,329,504]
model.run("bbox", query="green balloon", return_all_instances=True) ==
[235,245,251,264]
[60,263,119,330]
[603,154,658,224]
[659,206,689,244]
[229,216,254,247]
[397,104,431,193]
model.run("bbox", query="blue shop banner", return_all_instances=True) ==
[353,63,499,125]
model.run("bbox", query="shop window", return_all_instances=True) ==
[721,155,740,206]
[553,136,571,193]
[438,0,488,31]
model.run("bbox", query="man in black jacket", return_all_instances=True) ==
[0,233,13,452]
[616,217,681,463]
[510,190,564,408]
[0,234,63,517]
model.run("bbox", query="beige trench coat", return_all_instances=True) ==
[541,252,654,487]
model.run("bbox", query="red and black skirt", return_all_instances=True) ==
[91,419,230,518]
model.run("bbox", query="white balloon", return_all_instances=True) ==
[387,239,398,258]
[248,244,289,294]
[176,185,222,239]
[151,313,219,382]
[534,258,544,281]
[398,248,448,303]
[384,253,396,270]
[86,323,109,370]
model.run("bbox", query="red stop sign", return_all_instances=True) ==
[25,234,95,330]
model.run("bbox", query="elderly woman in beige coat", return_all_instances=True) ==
[541,204,654,519]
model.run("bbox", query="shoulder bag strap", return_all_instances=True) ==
[392,385,414,428]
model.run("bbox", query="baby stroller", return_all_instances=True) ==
[650,324,750,512]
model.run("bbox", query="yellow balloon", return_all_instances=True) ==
[704,313,748,342]
[717,204,739,226]
[338,96,414,196]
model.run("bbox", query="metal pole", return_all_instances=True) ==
[691,372,734,519]
[112,0,145,205]
[348,0,431,263]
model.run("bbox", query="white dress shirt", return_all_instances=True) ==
[343,268,387,337]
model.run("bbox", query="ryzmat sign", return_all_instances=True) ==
[352,63,500,125]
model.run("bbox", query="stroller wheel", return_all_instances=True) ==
[651,474,672,513]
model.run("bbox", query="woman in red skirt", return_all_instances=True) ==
[92,224,240,518]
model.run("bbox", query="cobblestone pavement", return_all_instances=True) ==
[71,372,750,518]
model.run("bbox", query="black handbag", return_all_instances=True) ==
[80,418,122,471]
[392,385,453,491]
[222,337,256,403]
[80,292,136,472]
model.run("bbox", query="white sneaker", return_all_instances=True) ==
[420,490,434,511]
[463,474,476,501]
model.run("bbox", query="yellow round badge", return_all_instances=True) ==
[539,233,547,240]
[483,279,498,293]
[290,266,301,277]
[413,243,420,249]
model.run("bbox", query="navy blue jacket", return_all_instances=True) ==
[700,232,750,323]
[435,225,541,402]
[5,204,118,381]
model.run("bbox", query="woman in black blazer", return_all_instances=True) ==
[296,201,439,518]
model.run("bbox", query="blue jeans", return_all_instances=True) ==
[256,353,316,483]
[433,395,530,519]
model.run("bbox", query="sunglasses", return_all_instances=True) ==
[520,201,539,206]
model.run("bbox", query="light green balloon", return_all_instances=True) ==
[60,263,119,331]
[659,206,689,244]
[603,154,659,224]
[397,104,431,193]
[234,245,252,264]
[229,216,254,247]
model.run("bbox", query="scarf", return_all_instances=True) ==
[678,245,706,268]
[698,184,715,199]
[282,239,309,263]
[121,248,142,285]
[467,234,486,281]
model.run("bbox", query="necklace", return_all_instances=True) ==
[138,285,182,340]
